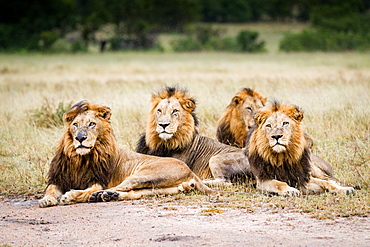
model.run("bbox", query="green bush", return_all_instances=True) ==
[71,40,88,53]
[279,29,370,52]
[30,101,73,128]
[237,30,266,52]
[171,25,266,52]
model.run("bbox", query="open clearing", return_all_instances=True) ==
[1,196,369,247]
[0,48,369,246]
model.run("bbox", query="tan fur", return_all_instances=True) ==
[39,101,219,208]
[217,88,266,148]
[246,101,355,196]
[136,86,252,185]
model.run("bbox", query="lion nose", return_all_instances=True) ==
[271,135,283,141]
[75,132,87,143]
[159,123,170,130]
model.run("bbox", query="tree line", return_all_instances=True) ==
[0,0,369,52]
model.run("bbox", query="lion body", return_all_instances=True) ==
[246,101,355,196]
[136,86,252,184]
[217,88,266,148]
[39,101,218,208]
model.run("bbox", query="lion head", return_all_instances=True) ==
[63,100,114,156]
[248,101,307,167]
[144,86,198,152]
[217,88,266,148]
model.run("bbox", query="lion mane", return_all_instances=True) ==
[216,88,266,148]
[245,101,355,196]
[47,101,116,194]
[246,102,311,190]
[137,86,251,182]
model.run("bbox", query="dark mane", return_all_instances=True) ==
[245,127,311,189]
[47,103,117,194]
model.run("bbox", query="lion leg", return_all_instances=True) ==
[305,177,355,195]
[257,179,301,196]
[39,184,63,208]
[207,152,252,186]
[59,183,103,205]
[96,186,188,202]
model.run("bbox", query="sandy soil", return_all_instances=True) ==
[1,197,369,247]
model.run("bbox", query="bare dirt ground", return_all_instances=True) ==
[1,196,369,247]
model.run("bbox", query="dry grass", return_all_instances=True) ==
[0,26,369,218]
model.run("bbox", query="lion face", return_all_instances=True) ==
[262,112,296,153]
[154,98,184,140]
[146,87,197,151]
[239,94,266,130]
[63,101,112,156]
[69,110,102,155]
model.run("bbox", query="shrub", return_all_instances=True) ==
[237,30,266,52]
[171,25,266,52]
[279,29,370,52]
[71,40,88,53]
[30,101,73,128]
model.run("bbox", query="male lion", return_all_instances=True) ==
[216,88,266,148]
[39,101,221,207]
[245,101,355,196]
[136,86,252,185]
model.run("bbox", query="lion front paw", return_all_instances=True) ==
[39,196,58,208]
[89,191,119,203]
[59,192,75,205]
[335,186,356,195]
[281,187,301,197]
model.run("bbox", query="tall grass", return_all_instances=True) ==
[0,48,369,217]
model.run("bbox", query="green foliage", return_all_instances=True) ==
[71,40,88,53]
[30,101,73,128]
[171,25,266,52]
[237,30,266,52]
[279,29,370,52]
[311,0,370,33]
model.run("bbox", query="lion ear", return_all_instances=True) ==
[232,96,242,105]
[183,99,195,112]
[293,107,304,122]
[254,111,266,126]
[97,106,112,120]
[64,110,77,124]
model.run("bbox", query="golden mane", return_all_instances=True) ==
[47,101,117,194]
[246,101,310,189]
[246,101,355,195]
[145,86,198,152]
[217,88,266,148]
[249,101,306,167]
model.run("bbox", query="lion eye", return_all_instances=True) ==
[266,124,271,128]
[283,121,289,126]
[157,109,162,114]
[246,107,252,113]
[89,122,96,128]
[172,109,179,115]
[73,122,78,128]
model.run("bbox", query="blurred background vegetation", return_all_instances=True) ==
[1,0,369,53]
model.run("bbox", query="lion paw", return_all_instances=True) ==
[335,186,355,195]
[39,197,58,208]
[281,188,301,197]
[59,192,75,205]
[89,191,118,203]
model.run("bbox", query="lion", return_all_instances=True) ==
[136,86,252,185]
[216,88,314,148]
[245,101,355,196]
[38,101,223,208]
[216,88,267,148]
